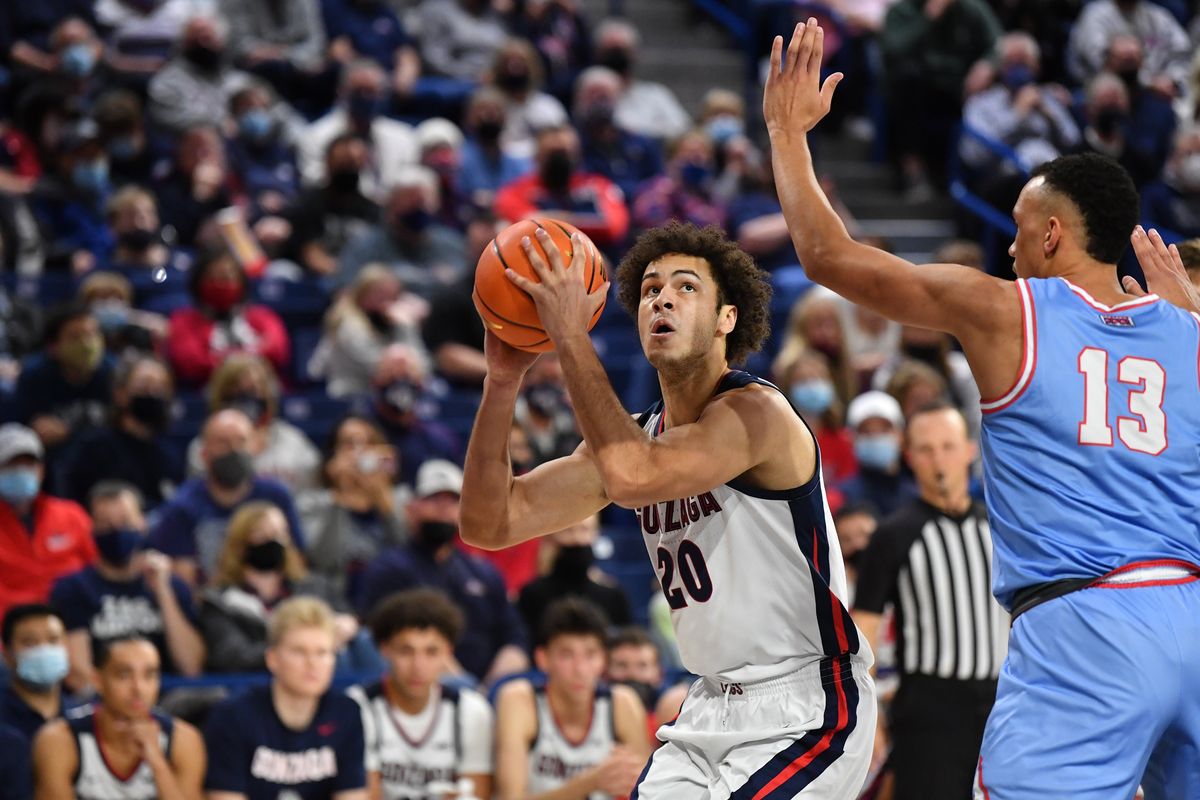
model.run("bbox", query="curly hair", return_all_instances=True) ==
[616,222,772,366]
[1031,153,1139,265]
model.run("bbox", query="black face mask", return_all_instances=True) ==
[209,449,254,490]
[415,520,458,554]
[329,167,361,194]
[127,393,171,433]
[366,309,394,333]
[117,228,158,252]
[95,527,144,569]
[553,544,594,577]
[496,71,532,94]
[540,150,573,193]
[525,383,568,418]
[476,119,503,144]
[581,103,615,129]
[243,539,286,572]
[619,679,658,711]
[1115,67,1140,93]
[1095,107,1128,137]
[224,395,267,425]
[379,379,419,417]
[598,48,632,76]
[183,43,222,73]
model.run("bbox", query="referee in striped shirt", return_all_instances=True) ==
[852,402,1008,800]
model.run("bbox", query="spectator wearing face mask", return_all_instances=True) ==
[147,15,254,135]
[1100,35,1177,176]
[779,348,857,484]
[486,39,569,160]
[101,186,190,308]
[494,125,629,249]
[30,118,114,272]
[0,605,73,747]
[77,273,168,359]
[300,414,410,608]
[367,344,463,486]
[313,265,429,398]
[1067,0,1190,93]
[199,502,370,673]
[147,408,305,587]
[299,60,419,202]
[416,118,468,228]
[185,353,321,493]
[459,87,534,209]
[3,1,97,84]
[515,353,580,466]
[339,166,467,297]
[19,17,108,113]
[1070,72,1161,188]
[417,0,509,84]
[574,66,663,202]
[0,426,95,625]
[838,391,918,518]
[282,133,380,277]
[593,18,691,143]
[633,128,727,233]
[62,355,182,507]
[359,459,530,683]
[224,83,301,220]
[50,481,204,693]
[321,0,421,104]
[166,248,291,387]
[153,125,236,249]
[513,0,593,105]
[93,90,163,190]
[1141,126,1200,238]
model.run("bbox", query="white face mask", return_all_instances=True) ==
[1175,153,1200,193]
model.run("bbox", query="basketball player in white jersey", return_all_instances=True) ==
[32,636,205,800]
[348,589,494,800]
[495,598,649,800]
[462,222,876,798]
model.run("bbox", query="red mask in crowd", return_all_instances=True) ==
[199,278,244,314]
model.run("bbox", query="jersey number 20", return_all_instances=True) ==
[1077,347,1167,455]
[656,541,713,609]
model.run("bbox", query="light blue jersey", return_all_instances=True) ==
[979,277,1200,609]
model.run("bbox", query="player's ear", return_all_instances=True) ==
[1043,216,1063,257]
[533,647,548,673]
[717,304,737,336]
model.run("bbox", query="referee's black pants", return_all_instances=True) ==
[889,673,998,800]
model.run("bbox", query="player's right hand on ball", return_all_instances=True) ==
[484,330,540,384]
[592,746,645,796]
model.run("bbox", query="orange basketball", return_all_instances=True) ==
[473,218,607,353]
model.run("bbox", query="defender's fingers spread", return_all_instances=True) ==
[769,35,782,78]
[786,22,803,72]
[810,26,824,74]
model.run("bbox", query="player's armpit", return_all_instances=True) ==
[32,722,78,800]
[601,387,803,509]
[465,444,610,551]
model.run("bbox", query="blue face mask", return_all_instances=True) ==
[398,208,433,233]
[0,467,40,504]
[789,380,835,415]
[95,527,144,568]
[855,434,900,471]
[72,159,110,195]
[108,136,139,161]
[238,109,273,142]
[705,115,743,146]
[680,161,710,190]
[16,644,69,687]
[348,92,383,126]
[1002,64,1035,92]
[91,300,130,332]
[60,44,96,78]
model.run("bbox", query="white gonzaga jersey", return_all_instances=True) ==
[636,371,868,683]
[348,682,493,800]
[528,684,615,800]
[67,708,173,800]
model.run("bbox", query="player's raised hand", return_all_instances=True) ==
[507,228,608,345]
[763,18,843,139]
[1126,226,1200,314]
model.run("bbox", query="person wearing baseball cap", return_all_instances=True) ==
[358,459,530,684]
[838,391,918,518]
[0,424,95,626]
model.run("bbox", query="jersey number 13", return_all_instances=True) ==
[1077,347,1167,455]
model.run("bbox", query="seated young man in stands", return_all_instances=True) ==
[605,626,687,735]
[349,588,494,800]
[32,636,205,799]
[495,598,649,800]
[203,596,367,800]
[0,604,72,747]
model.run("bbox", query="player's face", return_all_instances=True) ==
[539,634,606,699]
[1009,178,1050,279]
[382,628,452,700]
[606,644,661,685]
[97,640,160,720]
[268,625,337,699]
[637,255,734,372]
[905,409,976,501]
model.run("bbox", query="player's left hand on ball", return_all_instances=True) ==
[763,17,843,138]
[507,229,609,343]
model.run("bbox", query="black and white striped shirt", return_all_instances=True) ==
[855,499,1008,681]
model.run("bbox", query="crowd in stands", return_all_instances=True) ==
[1,0,1200,796]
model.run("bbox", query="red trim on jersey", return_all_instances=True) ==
[976,757,992,800]
[546,690,596,749]
[93,711,144,783]
[1061,279,1160,312]
[1100,558,1200,576]
[981,279,1038,414]
[1094,576,1200,590]
[383,679,443,748]
[1090,558,1200,590]
[750,662,849,800]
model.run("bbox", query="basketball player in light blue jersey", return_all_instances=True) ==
[765,18,1200,799]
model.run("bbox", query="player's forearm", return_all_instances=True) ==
[768,131,857,284]
[148,760,191,800]
[556,333,653,502]
[461,377,522,548]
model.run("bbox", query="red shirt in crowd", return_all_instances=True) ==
[166,305,291,386]
[0,494,95,624]
[494,172,630,248]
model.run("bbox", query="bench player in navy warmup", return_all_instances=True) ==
[764,18,1200,799]
[461,222,876,795]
